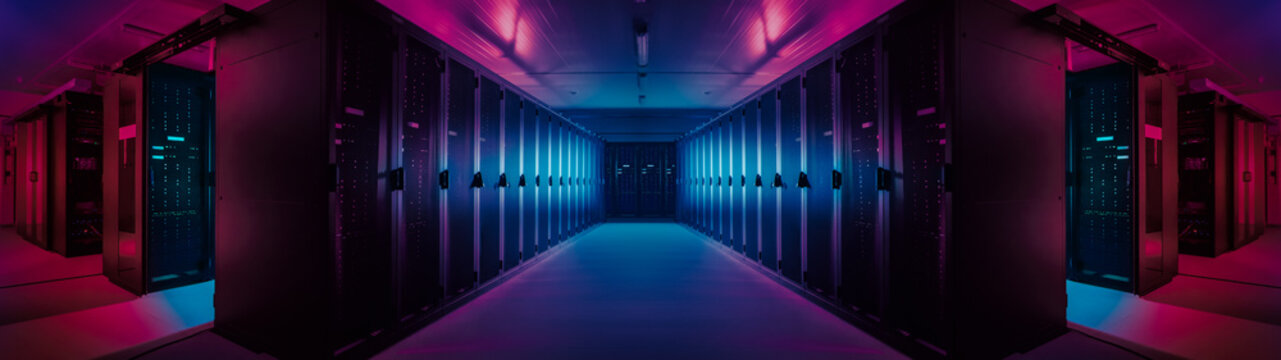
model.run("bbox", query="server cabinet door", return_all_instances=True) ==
[573,131,581,230]
[717,121,727,242]
[333,16,395,343]
[721,120,732,246]
[805,61,836,295]
[731,111,744,253]
[743,106,760,262]
[546,117,559,246]
[401,38,442,312]
[1066,63,1137,292]
[145,64,216,291]
[445,60,476,294]
[502,91,522,269]
[522,104,539,258]
[779,77,804,284]
[760,95,780,270]
[62,92,104,257]
[838,39,881,313]
[887,13,948,346]
[695,135,703,230]
[701,131,710,235]
[477,78,502,284]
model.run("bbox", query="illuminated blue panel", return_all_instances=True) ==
[144,63,213,292]
[1067,62,1136,292]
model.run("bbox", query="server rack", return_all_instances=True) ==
[743,105,760,262]
[103,63,214,295]
[1178,91,1269,256]
[677,0,1065,357]
[521,104,539,258]
[730,110,745,253]
[477,77,502,284]
[212,2,602,357]
[778,77,803,284]
[13,91,103,257]
[538,110,551,251]
[716,119,727,246]
[1066,63,1178,295]
[837,37,882,314]
[546,116,559,246]
[502,90,522,269]
[759,95,779,270]
[212,1,395,355]
[446,59,477,295]
[805,59,837,295]
[401,36,443,314]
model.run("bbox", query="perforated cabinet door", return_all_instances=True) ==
[522,104,540,258]
[779,77,804,284]
[759,95,780,270]
[401,37,443,311]
[477,77,502,284]
[445,60,476,294]
[330,14,395,344]
[887,11,948,346]
[838,39,881,313]
[502,91,522,269]
[743,105,760,263]
[805,61,836,295]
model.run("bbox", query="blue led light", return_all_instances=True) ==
[167,136,186,142]
[1117,155,1129,160]
[152,155,165,160]
[152,146,165,150]
[1116,146,1129,150]
[1096,136,1114,142]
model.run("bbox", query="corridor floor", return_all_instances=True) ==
[374,222,906,360]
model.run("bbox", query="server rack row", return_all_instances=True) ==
[102,63,216,295]
[13,91,104,257]
[1065,63,1179,295]
[677,0,1067,357]
[212,0,603,357]
[605,142,677,218]
[1177,90,1269,257]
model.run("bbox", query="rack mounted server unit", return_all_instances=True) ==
[13,91,103,257]
[678,0,1066,357]
[213,0,603,357]
[102,63,214,295]
[1177,91,1269,257]
[1065,63,1179,295]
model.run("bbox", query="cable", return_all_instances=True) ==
[0,271,101,288]
[1071,329,1153,360]
[1177,273,1281,290]
[129,329,208,359]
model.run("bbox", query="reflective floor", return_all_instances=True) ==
[3,223,1279,359]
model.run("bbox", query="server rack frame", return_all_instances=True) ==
[677,0,1066,357]
[1065,63,1179,295]
[13,91,104,257]
[1177,91,1269,257]
[103,63,215,295]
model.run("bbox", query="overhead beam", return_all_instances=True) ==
[113,4,251,74]
[1032,4,1167,74]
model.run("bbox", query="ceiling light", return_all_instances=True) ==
[636,33,649,67]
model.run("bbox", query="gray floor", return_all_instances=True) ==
[120,222,1152,359]
[374,223,906,360]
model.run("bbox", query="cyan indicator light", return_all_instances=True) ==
[152,155,165,160]
[167,136,186,142]
[1096,136,1114,142]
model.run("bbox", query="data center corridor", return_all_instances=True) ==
[372,222,899,359]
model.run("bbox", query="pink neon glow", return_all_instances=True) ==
[119,124,136,140]
[1145,124,1163,140]
[121,240,137,256]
